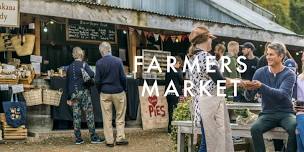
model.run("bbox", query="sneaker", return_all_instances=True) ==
[106,143,115,147]
[91,136,105,144]
[75,138,84,145]
[116,139,128,145]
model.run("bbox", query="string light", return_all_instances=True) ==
[43,26,48,32]
[42,19,57,33]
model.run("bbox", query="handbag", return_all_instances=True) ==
[81,63,94,87]
[2,94,26,128]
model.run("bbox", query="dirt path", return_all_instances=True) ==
[0,130,172,152]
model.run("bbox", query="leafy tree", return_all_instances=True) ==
[253,0,292,30]
[290,0,304,34]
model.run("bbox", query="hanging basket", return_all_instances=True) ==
[43,89,63,106]
[23,88,42,106]
[11,34,35,56]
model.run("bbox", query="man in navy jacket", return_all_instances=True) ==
[95,42,127,147]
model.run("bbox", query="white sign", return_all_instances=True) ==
[0,0,19,27]
[30,55,43,63]
[0,84,9,90]
[2,64,16,71]
[11,84,24,94]
[32,62,41,74]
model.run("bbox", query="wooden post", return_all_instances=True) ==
[128,29,137,73]
[34,17,41,56]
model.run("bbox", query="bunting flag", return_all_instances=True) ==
[136,29,142,35]
[143,31,149,38]
[166,36,172,41]
[160,34,166,42]
[171,36,176,42]
[181,35,188,42]
[153,33,160,41]
[177,36,182,42]
[129,27,135,32]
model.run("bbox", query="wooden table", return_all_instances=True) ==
[227,102,262,111]
[172,102,289,152]
[172,120,288,152]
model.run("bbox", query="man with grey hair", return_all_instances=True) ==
[242,42,297,152]
[95,41,127,147]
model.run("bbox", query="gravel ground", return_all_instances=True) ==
[0,130,173,152]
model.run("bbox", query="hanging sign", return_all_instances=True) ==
[0,0,19,27]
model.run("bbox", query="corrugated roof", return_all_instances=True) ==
[62,0,251,27]
[208,0,295,35]
[63,0,296,35]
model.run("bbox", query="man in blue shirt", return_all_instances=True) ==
[243,42,297,152]
[95,42,127,147]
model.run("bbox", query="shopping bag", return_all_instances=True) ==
[2,94,27,128]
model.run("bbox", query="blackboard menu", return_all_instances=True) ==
[66,19,116,43]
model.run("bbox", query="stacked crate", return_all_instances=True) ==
[0,113,27,140]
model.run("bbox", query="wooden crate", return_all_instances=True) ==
[3,125,27,140]
[0,78,19,84]
[19,73,35,85]
[0,113,27,140]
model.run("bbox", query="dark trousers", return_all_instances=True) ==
[167,95,179,133]
[250,112,297,152]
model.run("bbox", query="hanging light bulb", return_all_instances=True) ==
[296,52,300,56]
[50,20,54,24]
[175,37,179,43]
[123,30,127,34]
[43,26,48,32]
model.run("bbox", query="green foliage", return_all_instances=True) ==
[253,0,304,35]
[290,0,304,34]
[234,108,250,118]
[253,0,292,29]
[169,97,197,151]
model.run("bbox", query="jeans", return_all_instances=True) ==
[296,114,304,152]
[251,112,297,152]
[199,124,207,152]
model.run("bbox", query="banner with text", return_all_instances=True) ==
[0,0,19,27]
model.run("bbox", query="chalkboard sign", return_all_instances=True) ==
[66,19,117,43]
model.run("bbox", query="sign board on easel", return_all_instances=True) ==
[139,86,169,130]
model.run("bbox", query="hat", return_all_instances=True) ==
[240,42,256,51]
[189,26,216,43]
[284,59,297,72]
